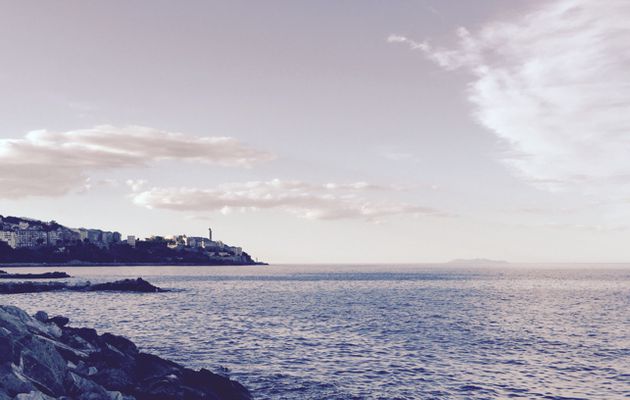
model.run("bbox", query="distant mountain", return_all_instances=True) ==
[447,258,509,265]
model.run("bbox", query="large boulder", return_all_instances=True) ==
[18,336,67,396]
[0,307,61,339]
[47,316,70,328]
[0,363,36,396]
[87,278,164,293]
[133,354,251,400]
[65,371,111,400]
[14,391,56,400]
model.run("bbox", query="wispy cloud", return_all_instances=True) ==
[390,0,630,192]
[0,125,274,198]
[130,178,448,221]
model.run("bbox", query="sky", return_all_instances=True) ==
[0,0,629,264]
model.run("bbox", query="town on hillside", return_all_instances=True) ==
[0,215,260,265]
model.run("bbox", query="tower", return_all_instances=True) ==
[208,227,212,241]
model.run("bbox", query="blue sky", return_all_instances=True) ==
[0,0,628,263]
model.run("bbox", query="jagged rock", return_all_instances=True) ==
[47,316,70,328]
[14,390,55,400]
[100,333,138,357]
[0,363,36,396]
[87,278,164,293]
[65,371,111,400]
[0,306,61,339]
[133,354,251,400]
[0,282,67,295]
[183,368,252,400]
[34,312,49,323]
[0,333,15,365]
[0,278,166,295]
[106,390,125,400]
[0,272,71,280]
[92,368,134,393]
[0,305,252,399]
[18,336,67,396]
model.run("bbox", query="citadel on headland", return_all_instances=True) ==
[0,215,261,265]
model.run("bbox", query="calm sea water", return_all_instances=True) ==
[2,264,629,399]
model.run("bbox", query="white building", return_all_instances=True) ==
[15,230,47,248]
[75,228,89,242]
[0,231,17,249]
[87,229,102,244]
[47,229,64,246]
[127,235,136,247]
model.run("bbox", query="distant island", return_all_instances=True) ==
[447,258,509,265]
[0,215,264,266]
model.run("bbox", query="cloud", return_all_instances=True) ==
[390,0,630,192]
[125,179,148,192]
[130,178,447,221]
[0,125,274,198]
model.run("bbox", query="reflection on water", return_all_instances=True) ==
[3,265,629,399]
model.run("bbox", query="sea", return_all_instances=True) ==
[2,264,629,399]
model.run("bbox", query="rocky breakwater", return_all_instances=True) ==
[0,305,252,399]
[0,272,71,280]
[0,278,166,295]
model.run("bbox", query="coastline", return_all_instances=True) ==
[0,261,268,268]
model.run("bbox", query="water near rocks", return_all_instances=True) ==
[3,265,629,399]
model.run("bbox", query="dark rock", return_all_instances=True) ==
[34,311,49,323]
[0,306,252,400]
[18,336,67,396]
[0,282,67,295]
[133,354,251,400]
[135,375,185,400]
[0,335,14,365]
[183,368,251,400]
[88,278,165,293]
[0,305,60,338]
[47,316,70,328]
[0,277,166,294]
[88,344,136,377]
[101,333,138,356]
[65,371,111,400]
[0,272,71,280]
[14,390,55,400]
[92,368,135,393]
[135,353,180,381]
[62,327,100,349]
[0,363,36,395]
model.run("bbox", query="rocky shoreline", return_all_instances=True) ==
[0,278,166,295]
[0,305,252,399]
[0,262,267,267]
[0,271,70,280]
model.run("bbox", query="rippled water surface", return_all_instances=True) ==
[2,264,629,399]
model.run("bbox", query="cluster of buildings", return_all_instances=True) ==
[0,216,242,257]
[142,228,243,257]
[0,216,122,249]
